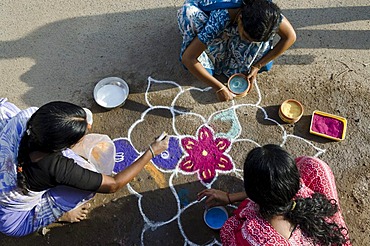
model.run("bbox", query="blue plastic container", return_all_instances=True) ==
[204,206,228,230]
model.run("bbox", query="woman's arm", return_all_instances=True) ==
[97,137,169,193]
[197,188,247,207]
[229,191,248,203]
[182,37,234,101]
[247,16,296,82]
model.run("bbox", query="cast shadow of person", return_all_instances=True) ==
[0,7,197,108]
[0,5,368,108]
[276,5,370,65]
[0,175,245,246]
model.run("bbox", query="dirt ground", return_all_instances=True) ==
[0,0,369,245]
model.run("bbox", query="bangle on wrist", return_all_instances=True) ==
[251,64,262,70]
[148,145,155,158]
[216,86,226,93]
[226,192,232,204]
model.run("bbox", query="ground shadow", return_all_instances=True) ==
[0,176,244,246]
[284,6,370,50]
[0,7,194,109]
[255,106,333,144]
[256,105,281,125]
[1,5,369,109]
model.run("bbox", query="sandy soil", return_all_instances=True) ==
[0,0,369,245]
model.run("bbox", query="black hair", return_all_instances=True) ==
[244,144,347,245]
[17,101,88,193]
[241,0,282,42]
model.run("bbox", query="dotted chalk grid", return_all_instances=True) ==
[113,77,325,246]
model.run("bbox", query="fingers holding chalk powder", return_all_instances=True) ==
[156,131,167,142]
[149,132,169,157]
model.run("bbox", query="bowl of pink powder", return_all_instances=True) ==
[309,110,347,141]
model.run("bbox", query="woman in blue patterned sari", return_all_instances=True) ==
[177,0,296,101]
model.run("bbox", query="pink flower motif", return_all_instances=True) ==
[179,125,233,183]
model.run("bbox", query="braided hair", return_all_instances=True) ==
[17,101,88,194]
[241,0,282,42]
[243,144,347,245]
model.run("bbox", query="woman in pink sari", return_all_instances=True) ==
[198,144,351,245]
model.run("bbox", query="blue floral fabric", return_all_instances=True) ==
[0,100,36,192]
[198,0,242,12]
[177,0,274,77]
[0,99,93,237]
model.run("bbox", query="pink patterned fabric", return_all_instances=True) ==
[220,156,351,246]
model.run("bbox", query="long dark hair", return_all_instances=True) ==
[243,144,347,245]
[241,0,282,42]
[17,101,88,193]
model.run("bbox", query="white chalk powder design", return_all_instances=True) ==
[113,77,325,246]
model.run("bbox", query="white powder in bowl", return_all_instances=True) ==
[96,84,127,108]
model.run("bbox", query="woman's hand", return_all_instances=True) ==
[183,37,234,102]
[246,17,296,79]
[150,135,169,156]
[98,132,169,193]
[216,86,235,101]
[246,66,259,84]
[197,189,230,208]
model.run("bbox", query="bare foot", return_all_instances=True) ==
[58,203,91,223]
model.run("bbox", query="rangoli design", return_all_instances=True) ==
[113,77,326,245]
[179,125,233,183]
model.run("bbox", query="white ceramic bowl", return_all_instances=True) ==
[93,77,129,109]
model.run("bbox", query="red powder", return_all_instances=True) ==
[312,114,344,139]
